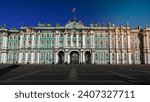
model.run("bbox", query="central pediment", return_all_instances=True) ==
[65,18,84,29]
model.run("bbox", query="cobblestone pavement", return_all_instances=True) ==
[0,64,150,85]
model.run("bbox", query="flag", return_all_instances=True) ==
[71,8,76,13]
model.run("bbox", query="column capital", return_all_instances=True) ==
[82,31,86,35]
[90,31,94,35]
[55,31,59,35]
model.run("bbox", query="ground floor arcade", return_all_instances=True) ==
[54,49,95,64]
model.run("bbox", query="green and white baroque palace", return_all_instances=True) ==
[0,18,150,64]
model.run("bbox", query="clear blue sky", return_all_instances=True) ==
[0,0,150,28]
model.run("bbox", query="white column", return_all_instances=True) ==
[109,34,112,48]
[121,34,124,49]
[64,52,67,63]
[76,34,79,47]
[80,52,83,63]
[55,34,58,48]
[26,34,29,48]
[128,52,132,64]
[68,53,70,64]
[143,34,147,64]
[146,34,149,64]
[127,33,131,49]
[82,34,85,48]
[148,53,150,64]
[116,34,118,49]
[83,52,85,63]
[64,34,68,48]
[19,33,23,64]
[19,34,23,48]
[31,52,34,64]
[2,33,8,64]
[32,34,35,48]
[122,52,125,64]
[90,34,92,47]
[91,52,95,64]
[57,34,60,47]
[38,34,40,48]
[110,52,112,64]
[71,34,73,47]
[116,52,119,64]
[146,34,149,49]
[25,51,28,64]
[90,31,94,48]
[92,35,94,47]
[3,53,7,64]
[127,33,132,64]
[18,52,22,63]
[31,34,35,64]
[3,34,7,49]
[37,51,40,64]
[54,52,58,64]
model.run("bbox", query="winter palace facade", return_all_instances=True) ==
[0,18,150,64]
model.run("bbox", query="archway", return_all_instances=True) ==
[85,51,91,64]
[70,51,79,64]
[58,51,64,64]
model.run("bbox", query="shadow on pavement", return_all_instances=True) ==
[0,64,20,77]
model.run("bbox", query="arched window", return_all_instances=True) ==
[28,40,31,47]
[23,53,25,61]
[52,40,55,47]
[73,33,76,37]
[24,41,26,47]
[41,53,43,60]
[68,33,71,37]
[112,54,115,60]
[47,40,49,48]
[86,41,90,48]
[79,41,82,47]
[28,53,31,61]
[118,41,121,48]
[106,40,108,48]
[52,34,54,37]
[68,41,71,47]
[124,53,127,60]
[41,41,44,48]
[35,53,37,60]
[87,33,90,37]
[79,33,82,37]
[124,41,127,48]
[106,54,109,60]
[14,43,16,48]
[100,34,102,37]
[73,41,76,47]
[95,34,97,37]
[46,52,49,60]
[100,52,103,60]
[8,54,11,61]
[60,33,63,37]
[60,41,63,47]
[95,41,98,48]
[100,41,103,48]
[47,34,49,37]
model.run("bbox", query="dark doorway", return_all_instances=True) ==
[70,51,79,64]
[58,51,64,64]
[85,51,91,64]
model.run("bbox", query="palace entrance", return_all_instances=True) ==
[58,51,64,64]
[70,51,79,64]
[85,51,91,64]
